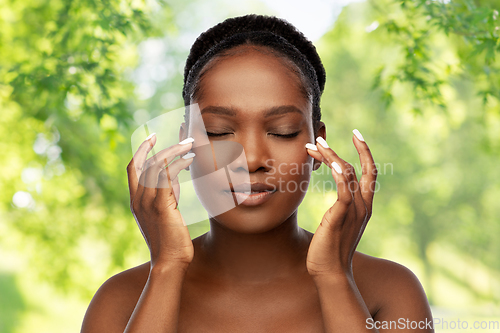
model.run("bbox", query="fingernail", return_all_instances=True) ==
[305,143,318,151]
[182,152,196,159]
[352,129,365,142]
[331,162,342,174]
[146,132,156,140]
[179,137,194,145]
[316,137,329,148]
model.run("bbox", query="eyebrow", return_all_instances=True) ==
[200,106,237,116]
[200,105,305,118]
[264,105,305,118]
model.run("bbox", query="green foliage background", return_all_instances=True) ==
[0,0,499,331]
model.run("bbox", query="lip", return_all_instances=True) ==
[231,182,276,193]
[225,182,277,206]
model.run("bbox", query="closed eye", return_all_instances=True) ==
[269,131,301,138]
[207,131,301,138]
[206,132,232,137]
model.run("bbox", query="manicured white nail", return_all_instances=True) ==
[182,152,195,159]
[353,129,365,142]
[305,143,318,151]
[146,132,156,140]
[316,137,329,148]
[179,137,194,145]
[331,162,342,174]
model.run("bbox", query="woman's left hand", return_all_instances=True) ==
[305,130,378,279]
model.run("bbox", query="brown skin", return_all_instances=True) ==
[81,46,434,332]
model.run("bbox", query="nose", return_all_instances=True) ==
[229,131,273,174]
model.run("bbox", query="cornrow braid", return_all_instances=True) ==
[182,14,326,133]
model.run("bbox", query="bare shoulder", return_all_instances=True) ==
[353,251,434,327]
[353,251,425,290]
[81,262,151,333]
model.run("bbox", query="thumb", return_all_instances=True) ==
[320,198,351,229]
[154,157,193,213]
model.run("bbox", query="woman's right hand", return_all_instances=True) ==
[127,134,195,271]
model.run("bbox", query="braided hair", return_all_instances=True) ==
[182,14,326,133]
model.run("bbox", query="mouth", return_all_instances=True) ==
[224,182,277,206]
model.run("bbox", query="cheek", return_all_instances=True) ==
[270,143,314,184]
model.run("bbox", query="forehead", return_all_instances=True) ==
[193,46,312,117]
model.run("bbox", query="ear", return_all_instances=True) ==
[313,121,326,171]
[179,122,190,171]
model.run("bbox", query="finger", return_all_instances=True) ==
[172,174,181,205]
[154,154,195,212]
[141,149,194,208]
[333,154,367,224]
[352,129,378,216]
[135,157,162,214]
[314,137,368,224]
[314,137,354,205]
[135,161,149,210]
[318,156,352,230]
[128,133,157,205]
[143,138,194,171]
[139,138,194,204]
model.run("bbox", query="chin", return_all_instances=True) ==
[209,206,288,234]
[209,193,304,235]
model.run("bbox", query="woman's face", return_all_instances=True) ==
[190,45,318,233]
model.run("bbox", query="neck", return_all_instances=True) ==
[197,211,312,285]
